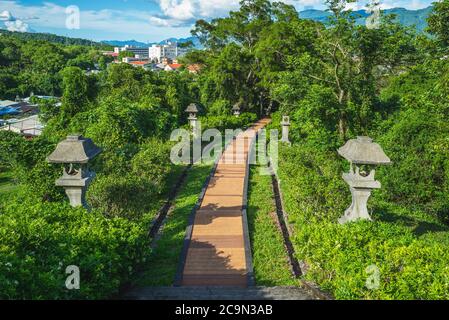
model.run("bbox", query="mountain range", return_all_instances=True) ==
[102,6,433,48]
[102,37,202,49]
[300,6,433,32]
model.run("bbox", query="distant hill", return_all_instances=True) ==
[102,36,202,48]
[101,39,149,47]
[102,7,433,50]
[0,29,106,47]
[300,6,433,32]
[0,6,433,50]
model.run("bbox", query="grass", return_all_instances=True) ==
[133,164,212,286]
[247,164,299,286]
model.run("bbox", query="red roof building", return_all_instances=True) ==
[168,63,183,70]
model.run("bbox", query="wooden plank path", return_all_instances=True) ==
[178,118,271,287]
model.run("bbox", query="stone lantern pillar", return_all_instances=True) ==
[280,116,291,144]
[232,102,242,117]
[337,136,391,224]
[47,135,102,209]
[185,103,199,136]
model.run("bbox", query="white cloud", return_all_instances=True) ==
[151,0,240,27]
[0,9,31,32]
[0,0,434,39]
[0,1,187,37]
[0,10,14,21]
[5,19,29,32]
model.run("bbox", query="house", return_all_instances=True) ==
[165,63,183,72]
[149,42,189,63]
[128,61,152,70]
[115,45,150,59]
[187,64,202,74]
[102,51,118,58]
[0,100,21,116]
[122,57,150,64]
[0,115,43,137]
[1,99,40,116]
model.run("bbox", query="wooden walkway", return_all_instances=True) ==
[178,119,271,287]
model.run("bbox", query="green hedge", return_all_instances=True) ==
[278,144,449,300]
[0,199,149,299]
[199,112,258,133]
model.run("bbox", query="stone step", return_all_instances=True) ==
[125,286,317,300]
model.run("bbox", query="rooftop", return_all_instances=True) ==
[168,63,183,69]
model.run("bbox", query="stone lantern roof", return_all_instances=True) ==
[281,116,290,126]
[338,136,391,165]
[232,102,242,112]
[185,103,199,114]
[47,135,102,164]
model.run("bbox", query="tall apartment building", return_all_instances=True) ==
[148,42,188,63]
[114,45,149,59]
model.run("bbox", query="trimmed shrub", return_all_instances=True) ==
[0,198,149,299]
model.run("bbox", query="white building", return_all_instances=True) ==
[148,42,188,63]
[114,45,150,59]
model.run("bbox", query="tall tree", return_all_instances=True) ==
[427,0,449,51]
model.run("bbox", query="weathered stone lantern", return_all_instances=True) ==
[185,103,199,135]
[232,102,242,117]
[280,116,291,144]
[337,136,391,224]
[47,135,102,209]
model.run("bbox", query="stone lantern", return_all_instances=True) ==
[337,136,391,224]
[232,102,242,117]
[47,135,101,209]
[280,116,291,144]
[185,103,199,135]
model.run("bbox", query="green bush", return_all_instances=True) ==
[87,174,157,220]
[0,198,149,299]
[0,132,63,202]
[277,143,449,300]
[200,112,258,133]
[278,144,348,222]
[131,138,175,192]
[376,100,449,222]
[87,138,175,219]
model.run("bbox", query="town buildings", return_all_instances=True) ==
[111,42,188,62]
[114,45,150,59]
[148,42,188,63]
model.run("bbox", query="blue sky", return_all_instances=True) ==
[0,0,436,42]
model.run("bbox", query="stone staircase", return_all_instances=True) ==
[124,286,318,300]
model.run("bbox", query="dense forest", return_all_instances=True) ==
[0,33,113,99]
[0,29,106,47]
[1,0,449,299]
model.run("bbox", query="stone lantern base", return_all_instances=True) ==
[339,172,381,224]
[56,174,94,209]
[280,126,290,144]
